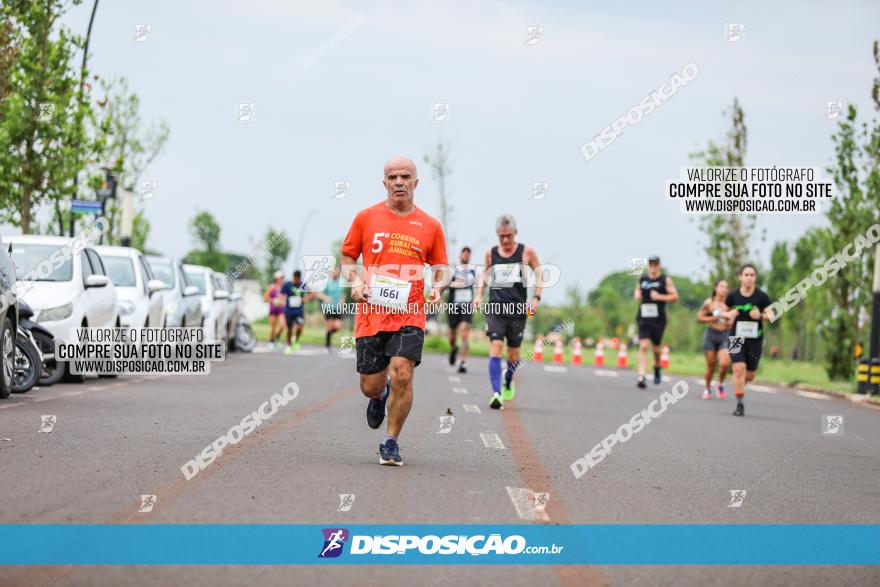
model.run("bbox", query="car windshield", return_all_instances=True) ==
[102,256,136,287]
[9,243,74,282]
[185,270,206,294]
[149,260,175,288]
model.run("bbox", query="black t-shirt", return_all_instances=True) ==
[636,273,667,322]
[725,288,772,339]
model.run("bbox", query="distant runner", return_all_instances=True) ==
[474,214,542,410]
[697,279,732,399]
[263,271,285,349]
[633,256,679,389]
[447,246,476,373]
[316,265,347,352]
[281,270,306,355]
[340,156,448,466]
[725,264,773,417]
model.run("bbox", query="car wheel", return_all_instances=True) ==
[62,362,86,383]
[0,317,14,399]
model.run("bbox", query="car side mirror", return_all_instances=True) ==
[183,285,199,297]
[85,274,110,288]
[147,279,166,294]
[213,289,230,300]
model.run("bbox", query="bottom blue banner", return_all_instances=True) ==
[0,524,877,565]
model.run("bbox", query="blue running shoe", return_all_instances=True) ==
[366,376,391,429]
[379,438,403,466]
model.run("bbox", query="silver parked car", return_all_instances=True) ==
[213,272,241,351]
[146,256,202,328]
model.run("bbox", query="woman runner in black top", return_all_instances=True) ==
[724,264,774,417]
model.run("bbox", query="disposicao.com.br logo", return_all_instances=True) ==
[318,529,564,558]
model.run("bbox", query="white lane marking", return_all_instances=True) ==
[29,396,57,402]
[506,487,550,522]
[453,387,468,395]
[252,347,274,354]
[0,402,24,410]
[448,376,461,383]
[463,404,481,414]
[88,385,103,391]
[796,390,831,401]
[594,370,619,378]
[543,365,567,373]
[480,432,505,449]
[751,387,778,394]
[337,354,356,359]
[62,391,83,397]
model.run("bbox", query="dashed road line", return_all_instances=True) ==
[453,387,468,395]
[543,365,567,373]
[594,370,619,378]
[505,486,550,522]
[480,432,505,449]
[796,390,831,400]
[0,402,24,410]
[463,404,481,414]
[448,376,461,383]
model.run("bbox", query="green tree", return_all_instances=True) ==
[183,210,227,271]
[262,226,291,284]
[765,242,792,355]
[821,98,880,379]
[691,98,759,284]
[0,0,93,233]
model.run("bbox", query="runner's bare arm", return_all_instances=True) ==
[524,245,542,308]
[473,249,492,308]
[651,276,679,303]
[696,299,714,323]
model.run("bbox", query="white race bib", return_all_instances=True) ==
[288,296,302,308]
[735,321,758,338]
[492,263,521,286]
[454,288,473,303]
[370,274,411,310]
[640,303,659,318]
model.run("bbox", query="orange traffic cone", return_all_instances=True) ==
[533,338,544,362]
[552,339,564,364]
[659,343,670,369]
[594,341,605,366]
[616,343,628,368]
[572,338,582,365]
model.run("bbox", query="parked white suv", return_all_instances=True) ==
[146,256,202,328]
[6,235,119,381]
[183,264,229,342]
[7,235,119,336]
[96,245,166,328]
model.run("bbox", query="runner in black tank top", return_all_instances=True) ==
[447,246,476,373]
[474,214,543,410]
[633,256,679,388]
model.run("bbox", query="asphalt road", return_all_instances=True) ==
[1,344,879,586]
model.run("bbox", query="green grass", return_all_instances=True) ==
[252,318,858,396]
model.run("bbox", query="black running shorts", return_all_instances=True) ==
[728,336,763,372]
[637,318,666,346]
[356,326,424,374]
[485,314,527,348]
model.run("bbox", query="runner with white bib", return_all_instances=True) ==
[447,246,476,373]
[281,270,306,355]
[724,264,773,417]
[340,156,448,466]
[634,256,679,389]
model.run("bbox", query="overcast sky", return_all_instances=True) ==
[35,0,880,301]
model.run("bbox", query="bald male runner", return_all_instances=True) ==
[340,156,448,466]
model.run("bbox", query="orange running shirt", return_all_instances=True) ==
[341,201,448,338]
